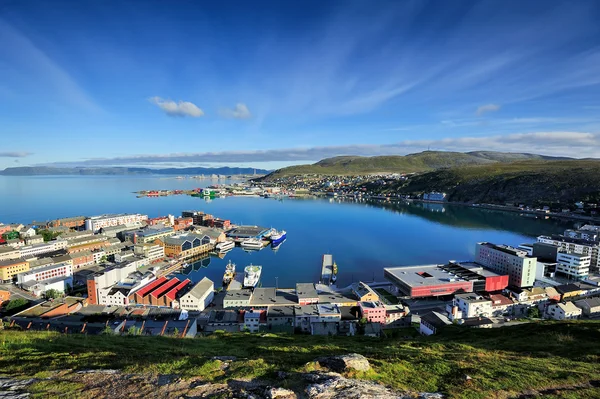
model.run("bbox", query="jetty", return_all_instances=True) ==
[321,254,333,285]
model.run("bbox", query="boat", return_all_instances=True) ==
[241,238,263,250]
[271,238,285,252]
[243,264,262,289]
[216,240,235,252]
[270,230,287,245]
[223,260,236,285]
[331,261,338,283]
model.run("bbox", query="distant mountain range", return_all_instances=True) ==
[258,150,573,180]
[0,166,270,176]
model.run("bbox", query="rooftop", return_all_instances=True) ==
[224,289,252,301]
[384,264,470,287]
[266,306,295,318]
[478,242,529,258]
[296,283,318,299]
[317,303,340,315]
[18,262,70,276]
[182,277,214,299]
[455,293,491,303]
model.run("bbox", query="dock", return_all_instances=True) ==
[321,254,333,285]
[227,271,244,290]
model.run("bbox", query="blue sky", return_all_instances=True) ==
[1,0,600,170]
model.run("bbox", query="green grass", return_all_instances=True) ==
[1,321,600,398]
[375,288,400,304]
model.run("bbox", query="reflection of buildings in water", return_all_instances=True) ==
[422,203,446,213]
[179,255,212,275]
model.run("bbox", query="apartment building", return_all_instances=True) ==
[17,262,72,286]
[19,239,68,259]
[546,302,582,320]
[133,243,165,262]
[124,226,175,244]
[556,252,591,280]
[538,235,600,273]
[453,293,493,318]
[85,213,148,232]
[359,301,386,324]
[475,242,537,287]
[0,259,29,282]
[87,263,138,304]
[0,246,20,262]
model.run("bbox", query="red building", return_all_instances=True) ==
[359,301,387,325]
[173,217,193,231]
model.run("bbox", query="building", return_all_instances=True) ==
[419,311,451,336]
[294,305,319,332]
[440,261,509,292]
[538,235,600,273]
[49,216,86,229]
[85,213,148,232]
[358,301,386,324]
[206,310,240,333]
[242,310,263,332]
[0,259,29,282]
[564,225,600,243]
[351,281,380,302]
[0,289,10,305]
[317,304,341,322]
[25,235,44,246]
[17,262,73,286]
[70,251,94,270]
[385,305,409,327]
[266,306,295,330]
[160,233,212,259]
[453,293,493,318]
[384,265,473,298]
[22,276,73,296]
[179,277,214,311]
[87,262,138,305]
[296,283,319,305]
[124,226,175,244]
[173,217,193,231]
[574,298,600,317]
[546,302,582,320]
[475,242,537,287]
[423,192,447,201]
[488,293,516,317]
[133,243,165,262]
[188,226,226,244]
[19,239,68,259]
[555,283,585,300]
[556,252,591,280]
[223,289,252,308]
[0,246,21,262]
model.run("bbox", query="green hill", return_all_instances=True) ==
[394,159,600,205]
[1,321,599,398]
[258,151,567,180]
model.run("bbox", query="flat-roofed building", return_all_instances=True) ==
[266,306,295,328]
[453,293,493,318]
[538,235,600,273]
[20,239,68,259]
[294,304,319,332]
[359,301,386,324]
[85,213,148,232]
[223,289,252,308]
[0,258,29,282]
[556,252,591,280]
[0,246,21,262]
[475,242,537,287]
[17,262,72,286]
[133,243,165,262]
[296,283,319,305]
[124,226,175,244]
[384,265,473,298]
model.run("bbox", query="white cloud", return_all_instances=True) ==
[149,97,204,117]
[0,151,31,158]
[476,104,500,116]
[220,103,252,119]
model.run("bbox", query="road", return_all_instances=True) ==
[0,283,41,303]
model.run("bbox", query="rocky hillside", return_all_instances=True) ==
[394,160,600,205]
[258,151,569,180]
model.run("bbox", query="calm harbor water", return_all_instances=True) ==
[0,175,575,287]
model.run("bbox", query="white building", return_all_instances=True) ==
[85,213,148,232]
[538,235,600,273]
[133,243,165,262]
[98,272,155,306]
[453,293,493,318]
[556,252,591,280]
[22,276,72,297]
[423,192,447,201]
[19,239,68,259]
[242,310,261,332]
[178,277,214,311]
[546,302,582,320]
[475,242,537,287]
[17,262,73,286]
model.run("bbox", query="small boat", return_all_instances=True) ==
[270,230,287,245]
[223,260,236,285]
[216,240,235,252]
[241,238,263,250]
[243,264,262,289]
[271,238,285,252]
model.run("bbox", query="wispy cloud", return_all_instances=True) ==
[476,104,500,116]
[46,131,599,166]
[149,97,204,117]
[0,152,32,158]
[220,103,252,119]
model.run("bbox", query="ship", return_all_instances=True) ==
[270,230,287,245]
[240,238,263,250]
[223,260,236,285]
[331,261,338,283]
[243,264,262,289]
[216,240,235,252]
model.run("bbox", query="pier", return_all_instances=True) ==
[321,254,333,285]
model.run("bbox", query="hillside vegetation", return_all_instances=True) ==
[395,160,600,205]
[1,321,600,398]
[259,151,568,180]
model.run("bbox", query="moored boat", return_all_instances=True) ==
[223,260,236,285]
[243,264,262,288]
[216,240,235,252]
[241,238,263,250]
[270,230,287,244]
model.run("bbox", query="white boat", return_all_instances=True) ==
[270,230,286,244]
[243,264,262,289]
[241,238,263,250]
[216,240,235,252]
[223,260,236,285]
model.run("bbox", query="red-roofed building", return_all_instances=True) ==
[149,278,180,306]
[164,279,191,307]
[488,293,516,317]
[132,276,168,304]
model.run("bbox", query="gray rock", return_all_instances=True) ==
[265,387,297,399]
[317,354,371,373]
[0,378,36,391]
[157,374,179,386]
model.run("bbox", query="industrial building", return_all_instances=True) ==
[385,264,474,297]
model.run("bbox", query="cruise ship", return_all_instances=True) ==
[243,264,262,289]
[222,260,236,285]
[216,240,235,252]
[270,230,287,245]
[240,238,263,250]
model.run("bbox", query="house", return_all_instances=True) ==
[488,293,516,317]
[294,304,319,333]
[178,277,214,311]
[546,302,582,320]
[385,305,409,327]
[241,310,264,333]
[266,306,295,331]
[574,298,600,317]
[453,293,493,318]
[352,281,380,302]
[419,311,451,336]
[358,301,386,324]
[206,310,239,333]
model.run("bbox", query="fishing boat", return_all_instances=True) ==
[222,260,236,285]
[243,264,262,289]
[270,230,287,245]
[331,261,338,283]
[241,238,263,250]
[216,240,235,252]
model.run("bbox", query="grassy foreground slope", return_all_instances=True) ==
[1,321,600,398]
[396,160,600,204]
[259,151,567,180]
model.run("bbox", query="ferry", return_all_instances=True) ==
[222,260,236,285]
[243,264,262,289]
[216,240,235,252]
[270,230,287,245]
[241,238,263,250]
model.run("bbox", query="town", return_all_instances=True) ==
[1,208,599,339]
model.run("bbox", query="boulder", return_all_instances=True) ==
[265,387,297,399]
[317,354,371,373]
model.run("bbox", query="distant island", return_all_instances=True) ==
[0,166,271,176]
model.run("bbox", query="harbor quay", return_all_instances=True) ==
[2,209,600,339]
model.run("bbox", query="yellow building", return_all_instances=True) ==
[352,281,380,302]
[158,233,213,259]
[0,259,30,282]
